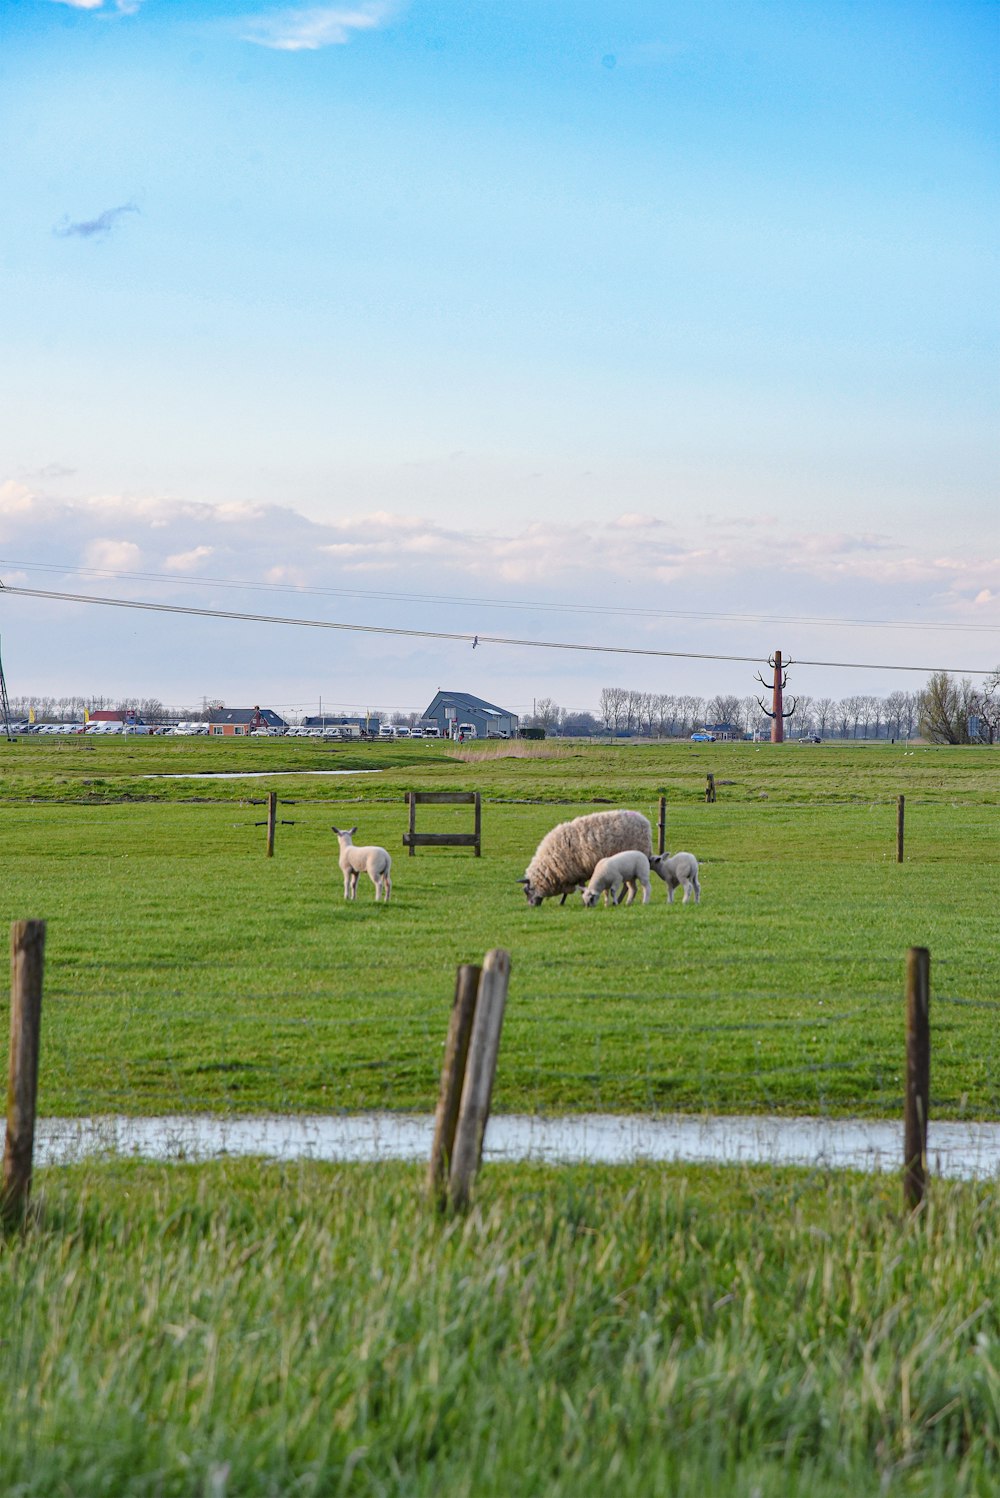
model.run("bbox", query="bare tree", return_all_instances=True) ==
[533,697,562,732]
[707,694,742,732]
[599,686,627,733]
[813,697,835,736]
[972,667,1000,744]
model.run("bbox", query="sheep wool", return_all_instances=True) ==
[519,809,653,905]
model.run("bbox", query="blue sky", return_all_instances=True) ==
[0,0,997,715]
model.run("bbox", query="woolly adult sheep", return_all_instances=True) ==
[580,850,652,908]
[649,851,701,904]
[518,809,653,906]
[331,826,392,902]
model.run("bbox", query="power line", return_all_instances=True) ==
[1,582,994,675]
[1,555,996,634]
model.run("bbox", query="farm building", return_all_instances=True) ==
[421,691,519,740]
[207,707,287,736]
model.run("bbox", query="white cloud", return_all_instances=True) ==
[164,546,214,573]
[241,2,393,51]
[83,538,143,571]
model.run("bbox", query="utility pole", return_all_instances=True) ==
[755,650,796,744]
[0,633,13,742]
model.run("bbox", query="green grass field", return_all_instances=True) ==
[2,1160,997,1497]
[1,738,998,1119]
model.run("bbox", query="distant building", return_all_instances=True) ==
[421,691,519,740]
[207,706,287,736]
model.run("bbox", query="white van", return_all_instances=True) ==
[455,723,477,740]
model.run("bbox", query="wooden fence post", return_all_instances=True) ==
[448,949,511,1212]
[2,920,46,1227]
[897,795,905,864]
[427,964,482,1207]
[266,791,277,857]
[904,946,930,1211]
[407,790,417,856]
[705,774,716,803]
[657,795,666,856]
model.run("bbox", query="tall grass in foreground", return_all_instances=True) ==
[3,1161,997,1496]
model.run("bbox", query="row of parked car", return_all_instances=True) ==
[9,721,206,736]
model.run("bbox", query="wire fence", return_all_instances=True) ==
[3,796,999,1192]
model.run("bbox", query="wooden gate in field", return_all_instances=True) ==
[403,791,482,857]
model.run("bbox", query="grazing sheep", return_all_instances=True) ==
[518,809,653,906]
[331,826,392,902]
[649,851,701,904]
[581,850,651,908]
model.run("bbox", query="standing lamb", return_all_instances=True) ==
[331,826,392,902]
[649,851,701,904]
[580,850,652,908]
[518,809,653,906]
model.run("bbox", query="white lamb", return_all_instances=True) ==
[580,850,651,908]
[331,826,392,902]
[649,851,701,904]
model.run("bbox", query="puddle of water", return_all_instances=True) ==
[34,1112,1000,1180]
[143,770,383,780]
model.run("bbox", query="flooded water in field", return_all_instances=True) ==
[143,769,383,780]
[34,1112,1000,1180]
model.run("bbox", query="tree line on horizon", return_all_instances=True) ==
[525,669,1000,744]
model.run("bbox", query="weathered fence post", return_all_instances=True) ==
[897,794,905,864]
[2,920,46,1227]
[657,795,666,856]
[266,791,277,857]
[427,964,482,1207]
[705,774,716,803]
[407,790,417,856]
[448,949,511,1212]
[904,946,931,1211]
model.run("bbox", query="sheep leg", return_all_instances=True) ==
[342,869,352,900]
[639,880,650,904]
[383,871,392,902]
[623,880,636,906]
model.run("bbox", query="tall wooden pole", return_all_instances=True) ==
[904,946,931,1211]
[657,795,666,855]
[2,920,46,1226]
[771,649,784,744]
[897,795,905,864]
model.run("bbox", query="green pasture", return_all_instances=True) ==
[1,739,997,1119]
[2,1160,996,1496]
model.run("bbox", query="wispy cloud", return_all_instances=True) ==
[54,202,139,240]
[241,2,394,52]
